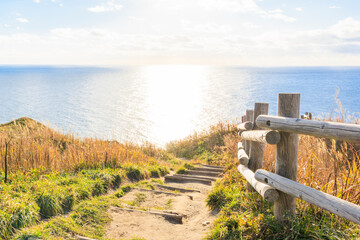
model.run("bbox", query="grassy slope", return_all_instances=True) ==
[166,121,360,239]
[3,117,360,239]
[0,118,184,240]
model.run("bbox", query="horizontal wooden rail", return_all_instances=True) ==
[241,130,281,145]
[238,149,249,165]
[238,142,249,165]
[237,121,253,131]
[256,115,360,142]
[255,169,360,225]
[237,165,279,202]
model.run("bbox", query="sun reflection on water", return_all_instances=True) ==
[142,65,209,145]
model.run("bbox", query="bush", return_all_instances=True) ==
[176,167,188,174]
[114,189,125,198]
[126,166,144,181]
[91,180,106,197]
[149,168,160,178]
[111,174,122,188]
[35,190,63,219]
[158,166,169,176]
[60,187,75,212]
[74,185,91,201]
[184,163,195,170]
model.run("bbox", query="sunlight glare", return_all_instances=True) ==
[143,65,209,145]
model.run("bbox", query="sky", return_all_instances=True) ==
[1,0,360,66]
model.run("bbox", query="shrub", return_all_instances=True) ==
[149,168,160,178]
[60,187,75,212]
[176,167,188,174]
[8,199,39,230]
[114,189,125,198]
[35,191,62,219]
[126,166,144,181]
[184,163,195,170]
[91,180,106,197]
[121,185,132,193]
[158,166,169,176]
[111,174,122,188]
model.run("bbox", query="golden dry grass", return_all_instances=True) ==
[0,117,165,174]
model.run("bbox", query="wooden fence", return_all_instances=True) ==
[237,93,360,225]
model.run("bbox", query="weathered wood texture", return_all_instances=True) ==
[274,93,300,220]
[173,174,216,181]
[200,164,224,170]
[238,165,279,202]
[194,167,223,173]
[255,169,360,225]
[186,170,220,177]
[241,130,281,145]
[256,115,360,142]
[247,103,269,191]
[155,184,200,193]
[164,175,212,185]
[244,109,254,155]
[238,148,249,165]
[238,121,253,131]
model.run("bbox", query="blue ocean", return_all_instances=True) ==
[0,65,359,145]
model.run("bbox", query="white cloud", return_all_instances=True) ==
[182,21,233,34]
[1,17,360,66]
[16,18,29,23]
[329,17,360,40]
[198,0,260,13]
[264,9,296,22]
[295,7,302,12]
[88,0,123,13]
[197,0,295,23]
[34,0,40,3]
[129,16,144,21]
[241,22,260,29]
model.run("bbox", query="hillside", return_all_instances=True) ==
[1,118,360,239]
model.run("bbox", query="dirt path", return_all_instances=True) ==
[105,166,222,240]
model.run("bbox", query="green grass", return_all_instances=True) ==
[167,121,360,239]
[0,164,173,240]
[0,117,182,239]
[14,196,114,240]
[206,169,360,240]
[13,181,156,240]
[165,198,173,210]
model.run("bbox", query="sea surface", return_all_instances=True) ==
[0,65,359,146]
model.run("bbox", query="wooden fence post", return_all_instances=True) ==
[274,93,300,220]
[244,109,254,156]
[246,103,269,191]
